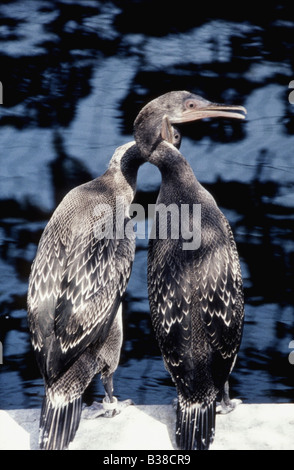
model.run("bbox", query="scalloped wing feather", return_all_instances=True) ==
[196,215,244,360]
[148,239,193,371]
[27,188,135,383]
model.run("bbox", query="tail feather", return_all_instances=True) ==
[39,395,82,450]
[176,399,216,450]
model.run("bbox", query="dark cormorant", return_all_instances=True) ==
[134,91,246,450]
[27,127,181,450]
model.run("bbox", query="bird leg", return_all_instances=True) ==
[101,374,120,418]
[172,397,178,411]
[102,374,134,417]
[216,381,242,414]
[82,374,133,420]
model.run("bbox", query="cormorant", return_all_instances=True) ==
[27,127,181,450]
[134,91,246,450]
[28,142,140,449]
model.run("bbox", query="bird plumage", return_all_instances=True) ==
[147,144,244,450]
[27,88,245,450]
[27,141,142,449]
[134,91,245,450]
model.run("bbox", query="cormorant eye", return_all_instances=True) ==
[185,100,197,109]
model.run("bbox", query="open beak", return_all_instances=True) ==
[161,98,246,143]
[175,102,247,123]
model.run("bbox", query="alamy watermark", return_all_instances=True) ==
[0,81,3,105]
[289,80,294,104]
[0,341,3,364]
[289,341,294,365]
[93,197,201,250]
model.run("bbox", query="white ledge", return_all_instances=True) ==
[0,404,293,450]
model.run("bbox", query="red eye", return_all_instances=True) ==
[185,100,196,109]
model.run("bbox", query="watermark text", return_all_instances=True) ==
[288,80,294,104]
[0,341,3,364]
[93,197,201,251]
[289,341,294,365]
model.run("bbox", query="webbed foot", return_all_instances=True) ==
[216,380,242,414]
[82,396,134,419]
[216,398,242,414]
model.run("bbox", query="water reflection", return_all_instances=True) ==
[50,131,93,205]
[0,0,293,410]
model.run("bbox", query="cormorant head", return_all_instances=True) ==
[134,90,246,157]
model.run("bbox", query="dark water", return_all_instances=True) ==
[0,0,294,410]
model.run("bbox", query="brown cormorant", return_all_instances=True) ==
[134,91,246,450]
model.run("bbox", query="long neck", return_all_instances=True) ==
[134,115,205,202]
[134,109,162,159]
[149,141,217,212]
[150,141,197,188]
[134,108,192,185]
[120,148,145,190]
[106,142,145,203]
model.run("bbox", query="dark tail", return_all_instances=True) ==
[39,395,82,450]
[176,398,216,450]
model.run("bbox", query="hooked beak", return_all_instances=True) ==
[174,101,247,123]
